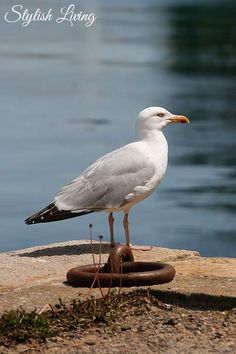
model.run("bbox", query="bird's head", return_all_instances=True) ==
[137,107,189,138]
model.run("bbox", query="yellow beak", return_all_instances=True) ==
[170,115,190,124]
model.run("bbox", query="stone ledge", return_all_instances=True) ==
[0,240,235,313]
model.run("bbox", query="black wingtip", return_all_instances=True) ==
[24,203,94,224]
[24,217,33,225]
[24,202,55,225]
[24,216,37,225]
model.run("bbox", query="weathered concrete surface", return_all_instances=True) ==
[0,240,235,313]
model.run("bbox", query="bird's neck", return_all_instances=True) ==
[138,129,167,145]
[138,130,168,174]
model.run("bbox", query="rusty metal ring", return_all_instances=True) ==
[106,244,134,273]
[67,261,175,287]
[66,244,175,288]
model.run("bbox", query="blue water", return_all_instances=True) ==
[0,0,236,256]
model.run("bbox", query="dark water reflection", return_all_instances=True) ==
[169,3,236,76]
[0,0,235,256]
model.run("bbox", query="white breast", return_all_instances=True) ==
[121,132,168,213]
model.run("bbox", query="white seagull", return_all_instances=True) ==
[25,107,189,248]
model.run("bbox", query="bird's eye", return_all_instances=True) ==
[157,113,164,117]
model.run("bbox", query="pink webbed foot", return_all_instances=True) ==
[128,244,153,251]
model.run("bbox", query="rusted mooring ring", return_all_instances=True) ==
[67,244,175,287]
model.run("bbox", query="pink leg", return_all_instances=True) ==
[108,212,115,247]
[123,213,152,251]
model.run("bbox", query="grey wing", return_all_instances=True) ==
[55,144,155,211]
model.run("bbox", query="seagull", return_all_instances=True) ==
[25,107,189,249]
